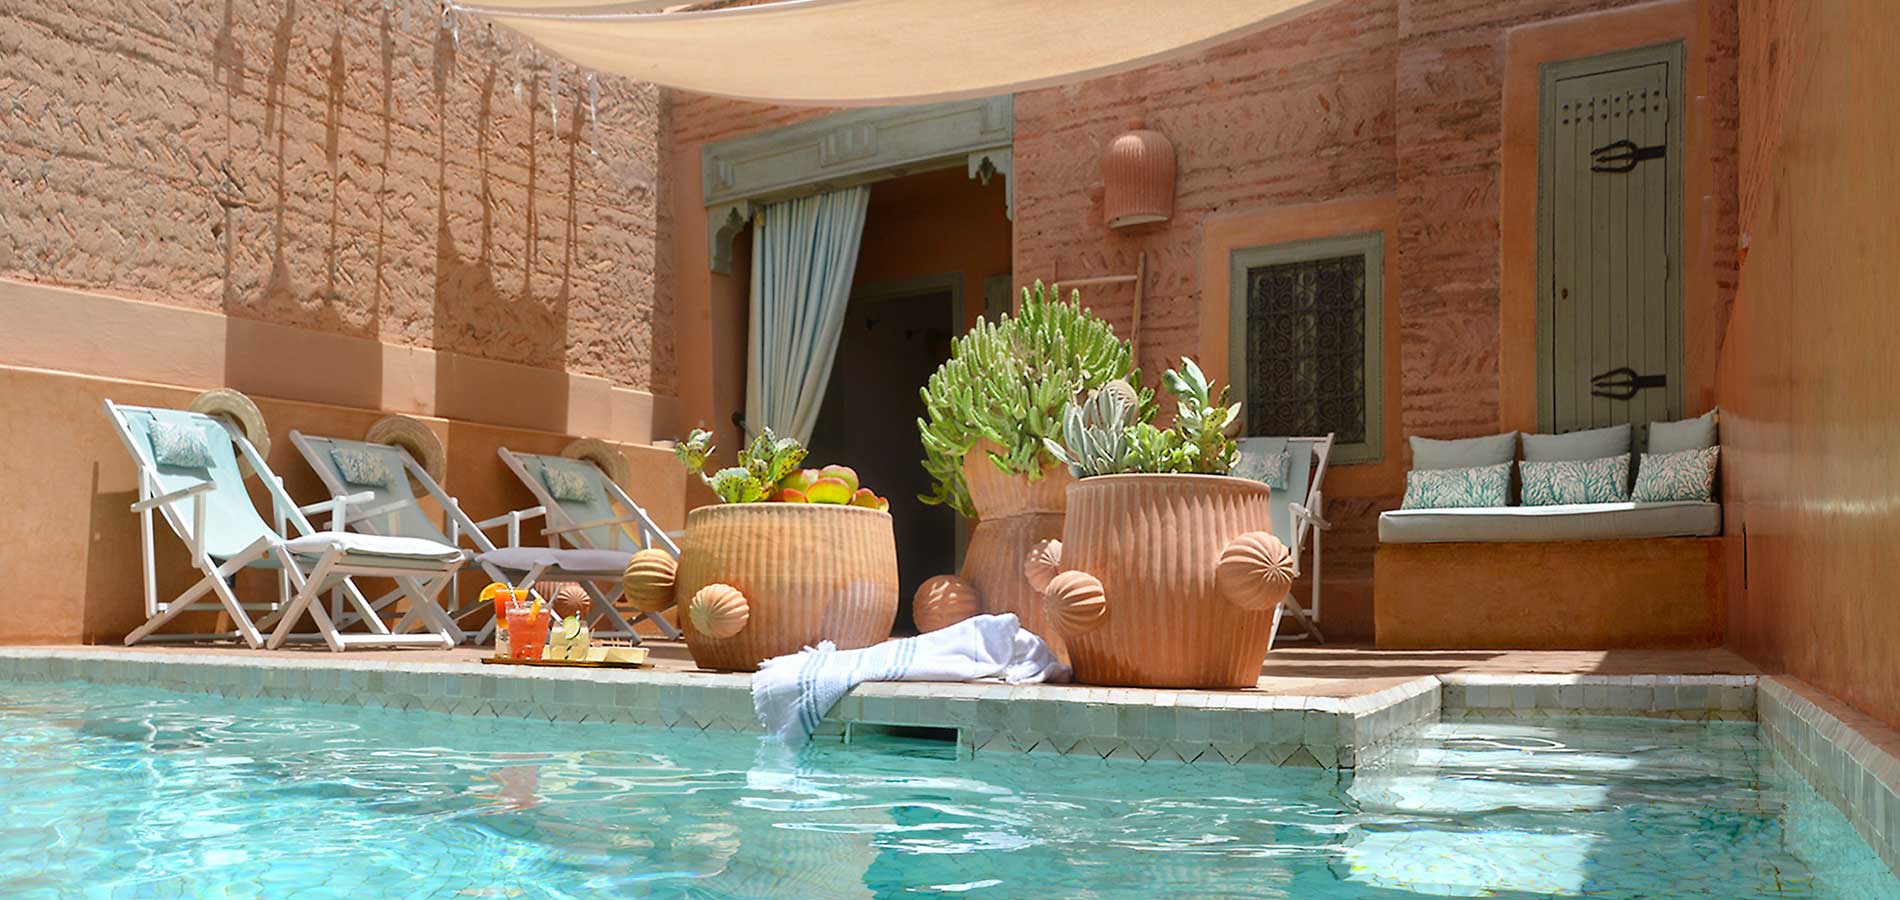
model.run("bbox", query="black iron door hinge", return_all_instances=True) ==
[1590,139,1666,173]
[1590,367,1667,400]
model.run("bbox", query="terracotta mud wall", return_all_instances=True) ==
[0,0,685,643]
[1720,1,1900,728]
[665,0,1741,641]
[0,0,671,397]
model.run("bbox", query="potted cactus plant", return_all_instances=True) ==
[1027,359,1296,688]
[622,428,897,672]
[912,282,1143,657]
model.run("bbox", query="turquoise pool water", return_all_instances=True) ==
[1,681,1895,899]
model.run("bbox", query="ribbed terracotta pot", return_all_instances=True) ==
[1031,474,1295,688]
[667,503,898,672]
[913,442,1072,658]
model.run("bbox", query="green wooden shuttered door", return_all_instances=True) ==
[1537,43,1684,440]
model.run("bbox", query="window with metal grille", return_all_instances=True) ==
[1227,232,1384,463]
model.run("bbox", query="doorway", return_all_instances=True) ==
[1537,42,1684,439]
[805,276,961,633]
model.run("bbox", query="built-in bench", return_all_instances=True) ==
[1378,500,1720,544]
[1375,419,1724,650]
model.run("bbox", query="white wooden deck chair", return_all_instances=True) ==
[1235,434,1333,647]
[496,447,683,643]
[105,400,465,652]
[291,431,673,645]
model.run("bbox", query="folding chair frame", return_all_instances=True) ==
[106,401,463,652]
[495,447,683,644]
[1269,434,1334,647]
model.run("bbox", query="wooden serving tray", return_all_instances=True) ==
[480,653,651,669]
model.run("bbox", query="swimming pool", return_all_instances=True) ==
[1,680,1894,899]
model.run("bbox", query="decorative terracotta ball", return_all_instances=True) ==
[913,575,980,633]
[687,583,750,640]
[536,581,591,620]
[1023,538,1064,592]
[622,548,679,613]
[1214,531,1295,611]
[1044,570,1107,636]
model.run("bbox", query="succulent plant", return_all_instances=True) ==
[1041,378,1144,477]
[1162,357,1240,475]
[917,281,1145,518]
[1042,359,1241,477]
[674,428,889,510]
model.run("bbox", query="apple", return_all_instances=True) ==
[805,477,853,505]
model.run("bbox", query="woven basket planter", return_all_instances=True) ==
[913,442,1072,658]
[1030,474,1295,688]
[625,502,898,672]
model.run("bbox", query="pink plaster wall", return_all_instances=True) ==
[0,0,671,394]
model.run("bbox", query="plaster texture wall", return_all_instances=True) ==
[0,0,670,394]
[1720,0,1900,728]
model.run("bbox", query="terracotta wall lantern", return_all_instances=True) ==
[1102,120,1176,228]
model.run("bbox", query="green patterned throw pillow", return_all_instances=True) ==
[1518,454,1630,506]
[149,421,211,469]
[1633,446,1719,502]
[330,447,391,487]
[541,461,599,503]
[1400,462,1510,510]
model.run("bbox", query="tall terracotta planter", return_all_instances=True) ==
[1028,474,1295,688]
[623,503,898,672]
[913,442,1073,657]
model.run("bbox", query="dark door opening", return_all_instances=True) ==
[805,279,960,634]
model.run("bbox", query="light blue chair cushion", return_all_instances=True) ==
[1379,501,1720,543]
[477,546,633,577]
[1647,409,1719,454]
[1409,432,1517,471]
[1521,423,1631,463]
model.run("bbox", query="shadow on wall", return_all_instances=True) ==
[206,0,594,432]
[429,23,569,431]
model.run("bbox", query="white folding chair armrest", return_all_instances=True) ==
[541,513,640,537]
[1289,502,1331,530]
[298,490,377,531]
[130,481,215,513]
[474,506,547,530]
[299,491,376,517]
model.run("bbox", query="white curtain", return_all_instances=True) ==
[744,186,871,444]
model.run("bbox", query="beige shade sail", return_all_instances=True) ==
[452,0,1339,106]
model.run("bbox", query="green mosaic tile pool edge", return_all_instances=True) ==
[0,650,1766,772]
[1760,677,1900,879]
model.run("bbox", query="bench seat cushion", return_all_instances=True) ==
[1378,500,1720,544]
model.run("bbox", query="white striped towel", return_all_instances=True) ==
[750,613,1071,745]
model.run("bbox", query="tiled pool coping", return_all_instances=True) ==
[1760,677,1900,877]
[0,648,1760,771]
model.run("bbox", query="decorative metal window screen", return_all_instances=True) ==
[1229,232,1383,463]
[1244,255,1367,443]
